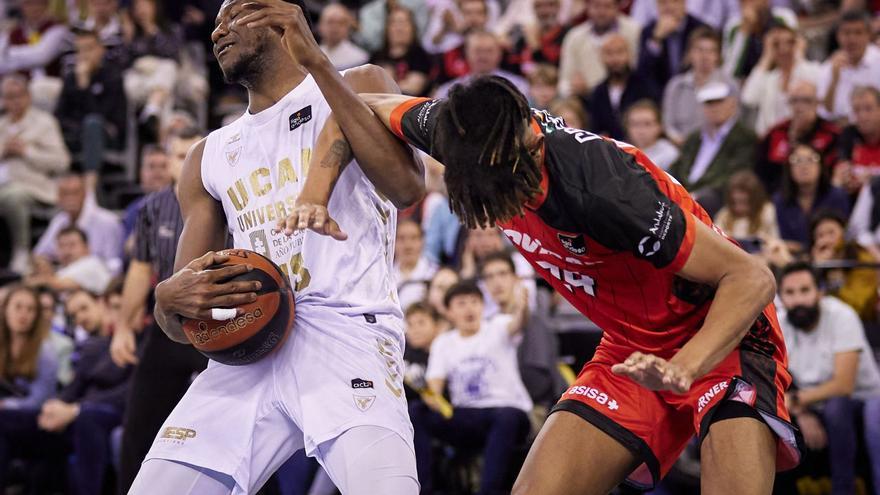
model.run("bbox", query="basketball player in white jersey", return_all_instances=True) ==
[127,1,426,493]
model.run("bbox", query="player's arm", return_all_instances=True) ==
[153,139,261,344]
[359,93,439,156]
[792,351,859,410]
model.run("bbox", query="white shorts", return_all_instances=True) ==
[143,303,414,492]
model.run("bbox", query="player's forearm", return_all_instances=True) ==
[669,266,776,381]
[119,260,153,333]
[299,117,348,206]
[307,61,425,208]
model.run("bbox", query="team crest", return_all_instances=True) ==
[353,394,376,412]
[558,233,587,255]
[225,132,242,167]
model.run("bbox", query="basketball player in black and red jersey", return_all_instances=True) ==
[338,76,804,494]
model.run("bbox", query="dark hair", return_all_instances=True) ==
[0,285,49,380]
[781,143,831,204]
[141,143,167,160]
[382,5,417,51]
[397,217,423,235]
[405,301,439,321]
[478,251,516,277]
[838,9,872,31]
[851,85,880,107]
[443,280,484,307]
[778,261,819,288]
[168,124,204,142]
[686,26,721,55]
[435,76,544,229]
[720,170,768,235]
[71,27,100,40]
[57,226,88,244]
[808,208,857,259]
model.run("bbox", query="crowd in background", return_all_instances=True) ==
[2,0,880,493]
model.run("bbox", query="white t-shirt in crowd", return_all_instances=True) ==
[426,314,533,412]
[56,255,113,295]
[781,296,880,401]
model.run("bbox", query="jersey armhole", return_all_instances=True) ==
[667,211,697,273]
[200,132,222,202]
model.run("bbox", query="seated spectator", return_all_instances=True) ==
[818,9,880,123]
[435,30,529,98]
[369,6,432,96]
[721,0,797,79]
[122,145,172,248]
[774,143,851,254]
[411,281,532,495]
[624,99,679,170]
[423,0,499,55]
[402,302,441,403]
[778,262,880,495]
[27,227,114,295]
[836,86,880,197]
[756,80,839,195]
[669,81,757,216]
[357,0,430,53]
[318,3,369,71]
[395,219,439,312]
[425,267,460,332]
[0,288,131,495]
[663,26,737,145]
[0,75,70,273]
[741,24,821,137]
[809,209,878,320]
[714,170,779,251]
[588,33,660,140]
[33,173,124,274]
[636,0,708,91]
[549,96,589,129]
[36,288,74,386]
[0,0,67,79]
[847,175,880,261]
[81,0,125,57]
[54,28,127,181]
[508,0,569,74]
[629,0,740,31]
[527,64,559,109]
[557,0,640,97]
[0,285,58,411]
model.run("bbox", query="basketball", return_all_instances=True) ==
[182,249,295,366]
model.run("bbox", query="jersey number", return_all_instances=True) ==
[278,253,311,292]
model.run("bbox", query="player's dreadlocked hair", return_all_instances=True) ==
[433,76,544,229]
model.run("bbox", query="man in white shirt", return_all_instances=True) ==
[778,262,880,495]
[26,226,113,295]
[318,4,369,71]
[818,10,880,123]
[412,280,532,495]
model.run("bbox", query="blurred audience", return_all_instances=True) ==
[629,0,740,31]
[0,0,67,79]
[836,86,880,197]
[426,267,460,332]
[527,64,559,109]
[395,219,439,313]
[425,0,497,55]
[714,170,779,249]
[122,144,171,245]
[435,29,528,98]
[818,9,880,123]
[509,0,569,74]
[27,226,113,295]
[624,99,678,170]
[357,0,430,53]
[636,0,707,91]
[319,4,369,71]
[369,6,432,96]
[721,0,797,79]
[549,96,589,129]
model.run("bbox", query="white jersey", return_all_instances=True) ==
[201,74,400,318]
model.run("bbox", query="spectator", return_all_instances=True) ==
[509,0,570,73]
[741,24,821,136]
[669,81,757,215]
[122,145,172,246]
[36,287,74,386]
[588,33,660,140]
[663,26,737,145]
[0,288,130,495]
[424,0,499,55]
[0,75,70,273]
[778,262,880,495]
[636,0,708,91]
[836,86,880,197]
[774,143,851,253]
[356,0,430,53]
[0,285,58,411]
[81,0,124,53]
[557,0,641,97]
[713,170,780,252]
[435,30,529,98]
[629,0,740,31]
[431,0,497,85]
[402,302,441,403]
[369,6,432,96]
[549,96,589,129]
[318,3,369,71]
[756,80,840,195]
[847,175,880,262]
[54,28,128,182]
[27,227,114,295]
[395,219,439,313]
[0,0,68,79]
[809,209,878,320]
[721,0,797,79]
[527,64,559,109]
[624,99,679,170]
[426,267,460,331]
[411,281,532,495]
[817,9,880,123]
[33,173,124,275]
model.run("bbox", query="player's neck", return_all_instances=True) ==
[245,65,310,114]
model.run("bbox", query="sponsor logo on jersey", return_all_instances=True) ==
[638,236,661,257]
[697,380,729,413]
[565,385,619,411]
[225,132,242,167]
[160,426,197,442]
[289,106,312,131]
[353,394,376,412]
[557,233,587,255]
[351,378,374,389]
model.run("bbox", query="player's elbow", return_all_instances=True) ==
[747,260,777,307]
[389,181,426,209]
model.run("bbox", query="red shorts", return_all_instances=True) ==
[552,346,803,490]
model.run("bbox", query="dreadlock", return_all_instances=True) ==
[433,76,544,229]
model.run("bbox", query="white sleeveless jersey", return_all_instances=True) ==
[201,74,401,318]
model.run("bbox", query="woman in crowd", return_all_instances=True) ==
[714,170,780,248]
[426,267,460,333]
[369,6,432,96]
[810,209,878,320]
[774,143,850,254]
[548,96,588,130]
[624,99,679,170]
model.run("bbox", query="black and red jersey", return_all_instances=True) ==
[390,98,787,367]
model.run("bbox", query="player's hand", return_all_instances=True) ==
[274,202,347,240]
[156,251,260,321]
[110,326,139,366]
[234,0,327,70]
[611,352,693,394]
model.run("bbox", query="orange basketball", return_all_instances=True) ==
[182,249,295,366]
